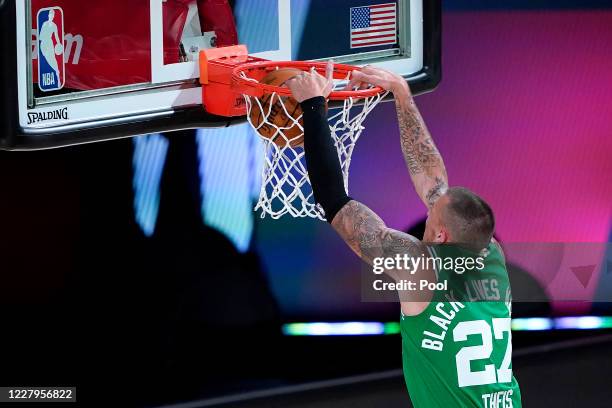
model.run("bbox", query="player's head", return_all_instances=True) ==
[48,9,55,21]
[423,186,495,251]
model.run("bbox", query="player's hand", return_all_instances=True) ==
[346,65,410,96]
[286,60,334,103]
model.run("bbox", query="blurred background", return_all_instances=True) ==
[1,0,611,406]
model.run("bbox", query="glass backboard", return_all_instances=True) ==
[0,0,440,150]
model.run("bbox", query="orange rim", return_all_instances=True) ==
[232,60,384,100]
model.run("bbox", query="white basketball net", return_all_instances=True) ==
[242,74,386,220]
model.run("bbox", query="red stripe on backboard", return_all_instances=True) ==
[370,21,396,27]
[369,3,396,9]
[351,39,397,47]
[352,32,396,40]
[371,10,396,16]
[351,27,395,35]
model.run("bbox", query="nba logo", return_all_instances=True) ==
[37,7,65,92]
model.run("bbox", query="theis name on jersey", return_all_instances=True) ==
[482,390,514,408]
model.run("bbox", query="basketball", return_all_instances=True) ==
[249,68,304,148]
[54,43,64,55]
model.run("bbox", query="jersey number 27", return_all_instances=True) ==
[453,318,513,388]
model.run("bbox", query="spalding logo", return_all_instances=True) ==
[27,107,69,124]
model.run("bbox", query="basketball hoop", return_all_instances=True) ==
[200,46,388,220]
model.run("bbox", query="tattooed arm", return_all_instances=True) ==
[348,67,448,207]
[287,65,435,315]
[332,200,435,314]
[394,84,448,206]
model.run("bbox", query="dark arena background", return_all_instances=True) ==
[1,0,611,407]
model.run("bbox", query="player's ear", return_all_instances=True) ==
[435,228,449,244]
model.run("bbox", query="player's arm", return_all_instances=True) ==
[348,67,448,208]
[332,200,434,314]
[286,65,434,312]
[331,200,419,268]
[394,83,448,207]
[331,200,429,269]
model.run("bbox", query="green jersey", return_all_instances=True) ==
[400,242,522,408]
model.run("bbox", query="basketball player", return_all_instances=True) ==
[286,63,522,407]
[39,9,63,80]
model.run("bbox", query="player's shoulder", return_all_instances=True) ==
[490,237,506,262]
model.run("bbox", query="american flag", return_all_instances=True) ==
[350,3,397,49]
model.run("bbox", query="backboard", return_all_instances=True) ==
[0,0,441,150]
